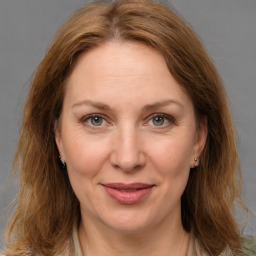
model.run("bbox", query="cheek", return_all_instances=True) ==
[148,135,194,209]
[148,133,194,177]
[61,131,112,208]
[61,128,111,178]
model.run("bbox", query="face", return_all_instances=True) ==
[55,41,207,234]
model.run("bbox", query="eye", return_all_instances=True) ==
[152,116,165,126]
[148,113,174,127]
[82,114,106,127]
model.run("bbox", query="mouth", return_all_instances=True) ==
[102,183,155,204]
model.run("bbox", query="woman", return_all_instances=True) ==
[3,0,255,255]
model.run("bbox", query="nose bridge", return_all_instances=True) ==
[111,123,145,171]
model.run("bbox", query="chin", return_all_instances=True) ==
[96,207,159,234]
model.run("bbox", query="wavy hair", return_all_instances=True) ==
[4,0,244,255]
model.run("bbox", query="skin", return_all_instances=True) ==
[55,41,207,256]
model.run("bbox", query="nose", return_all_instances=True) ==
[110,126,146,172]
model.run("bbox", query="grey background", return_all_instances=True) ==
[0,0,255,246]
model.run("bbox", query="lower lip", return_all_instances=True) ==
[103,186,153,205]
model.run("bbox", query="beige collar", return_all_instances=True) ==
[69,227,232,256]
[187,232,198,256]
[70,225,83,256]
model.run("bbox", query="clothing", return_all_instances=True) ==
[2,230,255,255]
[71,227,83,256]
[241,236,256,256]
[68,227,233,256]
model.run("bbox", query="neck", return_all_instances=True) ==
[78,212,190,256]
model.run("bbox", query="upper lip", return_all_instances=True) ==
[102,183,155,190]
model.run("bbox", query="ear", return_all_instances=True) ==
[54,119,65,161]
[191,117,208,168]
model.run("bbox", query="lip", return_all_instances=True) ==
[102,183,155,205]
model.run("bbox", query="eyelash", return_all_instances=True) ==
[146,113,176,128]
[81,114,108,128]
[80,113,176,129]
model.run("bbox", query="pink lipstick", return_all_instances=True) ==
[102,183,155,204]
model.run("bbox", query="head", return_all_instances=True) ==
[5,0,242,255]
[54,40,208,237]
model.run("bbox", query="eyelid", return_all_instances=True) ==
[80,113,110,128]
[145,113,176,127]
[81,113,106,122]
[79,112,176,129]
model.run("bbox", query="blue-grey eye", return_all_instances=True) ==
[90,116,103,126]
[152,116,165,126]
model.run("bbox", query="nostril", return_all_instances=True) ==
[111,153,146,172]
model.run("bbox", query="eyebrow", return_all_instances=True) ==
[142,99,184,112]
[72,100,111,110]
[72,99,184,111]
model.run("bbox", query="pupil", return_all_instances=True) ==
[153,116,164,126]
[92,117,102,126]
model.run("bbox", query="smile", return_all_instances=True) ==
[102,183,155,205]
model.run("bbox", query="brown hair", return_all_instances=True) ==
[4,0,245,255]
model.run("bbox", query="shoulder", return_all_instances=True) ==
[241,236,256,256]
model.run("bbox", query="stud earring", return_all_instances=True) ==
[59,155,66,169]
[194,158,200,167]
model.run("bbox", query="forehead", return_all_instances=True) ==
[69,41,169,83]
[64,41,192,110]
